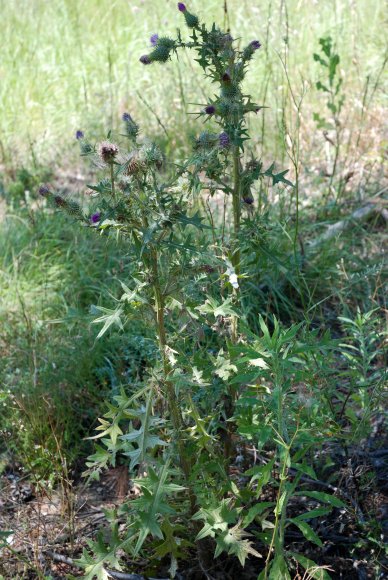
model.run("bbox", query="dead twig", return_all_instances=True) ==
[308,186,388,250]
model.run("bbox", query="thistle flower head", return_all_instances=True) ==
[178,3,198,27]
[242,40,262,62]
[38,184,50,196]
[250,40,261,51]
[204,105,216,115]
[219,132,230,149]
[122,113,139,140]
[140,54,152,65]
[222,71,231,83]
[150,33,159,46]
[243,193,254,205]
[98,141,119,164]
[76,130,84,140]
[90,212,101,224]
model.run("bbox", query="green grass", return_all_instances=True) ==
[0,208,156,477]
[0,0,386,167]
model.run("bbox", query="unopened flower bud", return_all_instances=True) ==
[140,54,152,65]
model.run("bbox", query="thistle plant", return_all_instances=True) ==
[139,2,292,464]
[140,2,292,332]
[40,113,224,572]
[36,5,350,579]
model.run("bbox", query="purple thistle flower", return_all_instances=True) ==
[250,40,261,51]
[76,130,84,140]
[204,105,216,115]
[122,112,132,122]
[90,212,101,224]
[219,132,230,149]
[150,33,159,46]
[222,71,231,82]
[38,184,50,196]
[139,54,152,65]
[178,2,186,11]
[243,193,254,205]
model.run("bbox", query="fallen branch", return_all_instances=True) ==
[45,550,169,580]
[308,187,388,250]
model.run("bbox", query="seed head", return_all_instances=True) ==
[98,141,119,164]
[139,54,152,65]
[54,195,66,207]
[204,105,216,115]
[90,212,101,224]
[178,2,186,11]
[219,132,230,149]
[76,130,84,140]
[150,33,159,46]
[126,154,145,176]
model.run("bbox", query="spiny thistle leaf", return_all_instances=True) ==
[131,461,186,554]
[121,394,167,470]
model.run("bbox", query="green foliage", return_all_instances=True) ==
[313,36,344,127]
[194,500,262,565]
[75,525,134,580]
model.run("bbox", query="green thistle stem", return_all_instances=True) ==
[150,248,195,513]
[110,163,115,199]
[231,144,241,343]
